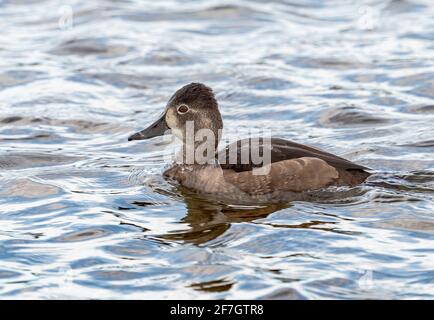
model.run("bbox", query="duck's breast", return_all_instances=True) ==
[163,164,246,195]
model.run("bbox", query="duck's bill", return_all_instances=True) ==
[128,114,170,141]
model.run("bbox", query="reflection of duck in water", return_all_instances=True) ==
[128,83,370,203]
[158,188,288,244]
[149,187,354,245]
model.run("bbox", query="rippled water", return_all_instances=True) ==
[1,0,434,299]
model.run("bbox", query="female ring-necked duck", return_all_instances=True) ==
[128,83,370,202]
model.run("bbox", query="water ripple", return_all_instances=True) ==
[0,0,434,299]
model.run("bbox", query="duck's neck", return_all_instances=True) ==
[177,136,219,165]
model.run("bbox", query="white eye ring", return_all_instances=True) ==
[177,104,189,114]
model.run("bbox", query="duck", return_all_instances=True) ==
[128,82,371,203]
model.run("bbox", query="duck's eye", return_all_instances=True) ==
[177,104,189,114]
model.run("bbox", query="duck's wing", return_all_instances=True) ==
[222,157,340,194]
[217,137,369,173]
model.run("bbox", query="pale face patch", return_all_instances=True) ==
[165,107,178,129]
[165,107,183,140]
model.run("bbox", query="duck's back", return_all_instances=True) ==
[217,137,370,186]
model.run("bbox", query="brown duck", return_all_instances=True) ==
[128,83,370,203]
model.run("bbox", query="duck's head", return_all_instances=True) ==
[128,83,223,146]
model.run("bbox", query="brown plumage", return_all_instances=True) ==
[129,83,371,203]
[217,137,370,190]
[222,157,340,195]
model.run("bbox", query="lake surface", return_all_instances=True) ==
[0,0,433,299]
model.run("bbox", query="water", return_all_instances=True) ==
[0,0,433,299]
